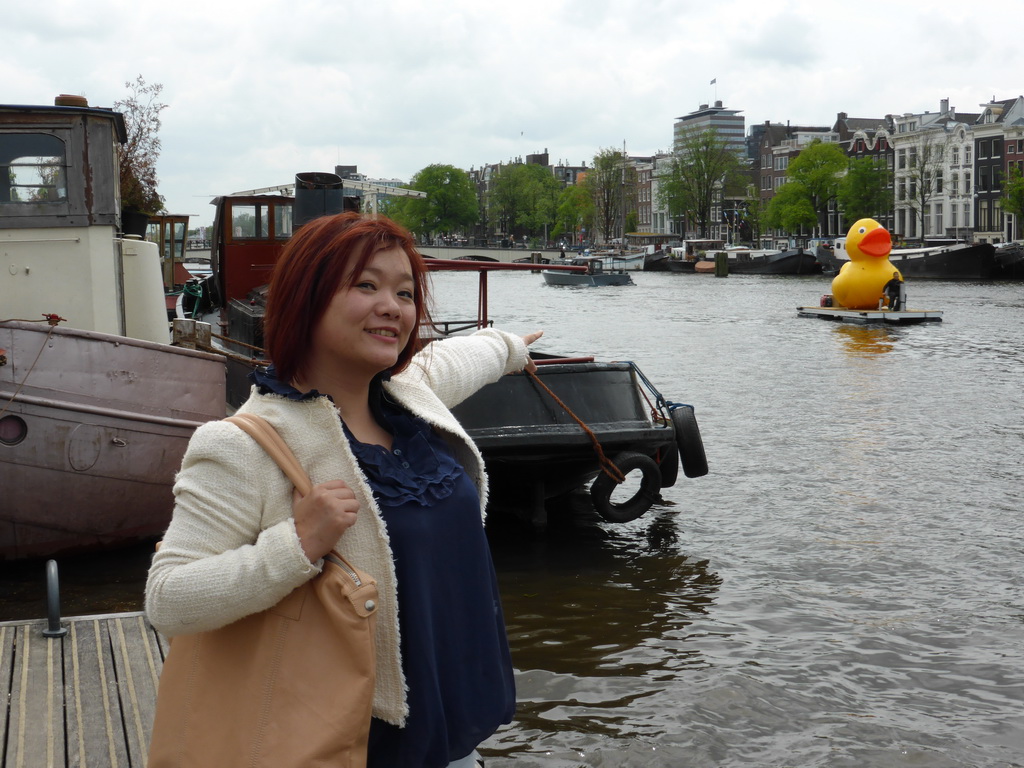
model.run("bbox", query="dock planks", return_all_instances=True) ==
[0,612,167,768]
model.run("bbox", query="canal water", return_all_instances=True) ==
[3,271,1022,767]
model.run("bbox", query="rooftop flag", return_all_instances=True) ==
[710,78,717,85]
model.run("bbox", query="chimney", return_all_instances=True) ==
[293,172,346,229]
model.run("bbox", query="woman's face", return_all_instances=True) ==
[309,245,417,381]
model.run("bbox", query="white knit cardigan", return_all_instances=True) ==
[145,328,529,726]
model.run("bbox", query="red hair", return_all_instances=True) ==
[262,212,431,384]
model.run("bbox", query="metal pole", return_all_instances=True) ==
[43,559,68,638]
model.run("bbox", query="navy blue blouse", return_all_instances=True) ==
[250,367,515,768]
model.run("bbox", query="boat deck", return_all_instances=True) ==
[0,612,166,767]
[797,306,943,324]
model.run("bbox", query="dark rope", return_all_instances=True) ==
[525,368,625,483]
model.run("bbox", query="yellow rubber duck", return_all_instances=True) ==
[831,218,902,309]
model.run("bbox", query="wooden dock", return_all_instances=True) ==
[797,306,943,324]
[0,612,166,768]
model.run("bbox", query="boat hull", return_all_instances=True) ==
[817,242,998,279]
[541,271,633,286]
[451,362,675,524]
[0,321,226,559]
[729,249,823,275]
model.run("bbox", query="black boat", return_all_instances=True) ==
[727,248,823,275]
[184,175,708,529]
[994,242,1024,279]
[817,238,998,279]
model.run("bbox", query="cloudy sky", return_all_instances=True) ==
[6,0,1021,224]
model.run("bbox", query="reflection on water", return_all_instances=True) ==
[3,274,1022,767]
[831,324,899,356]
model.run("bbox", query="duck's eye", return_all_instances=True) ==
[858,227,867,234]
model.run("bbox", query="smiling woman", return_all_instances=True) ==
[146,211,543,768]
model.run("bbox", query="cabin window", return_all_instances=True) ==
[0,133,68,204]
[273,203,293,240]
[231,204,269,239]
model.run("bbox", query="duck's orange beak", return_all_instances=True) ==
[859,226,891,258]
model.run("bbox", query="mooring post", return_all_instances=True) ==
[42,559,68,638]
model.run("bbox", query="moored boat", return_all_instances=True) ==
[0,98,226,559]
[726,247,823,275]
[818,237,998,279]
[994,242,1024,279]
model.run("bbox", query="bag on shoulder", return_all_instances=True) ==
[147,413,378,768]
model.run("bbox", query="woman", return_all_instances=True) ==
[146,212,541,768]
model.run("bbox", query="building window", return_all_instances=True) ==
[951,205,958,229]
[897,149,906,169]
[965,145,972,164]
[964,172,971,195]
[935,204,943,235]
[993,140,1002,157]
[951,172,959,195]
[936,171,943,193]
[979,140,989,159]
[951,146,960,166]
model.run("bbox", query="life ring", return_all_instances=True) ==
[590,451,662,523]
[671,406,708,478]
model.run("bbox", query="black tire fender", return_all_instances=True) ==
[671,405,708,478]
[590,451,662,523]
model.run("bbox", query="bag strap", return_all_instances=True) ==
[224,413,312,497]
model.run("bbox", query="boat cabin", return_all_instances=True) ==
[0,99,168,344]
[670,240,725,261]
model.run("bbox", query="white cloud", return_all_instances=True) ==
[6,0,1023,223]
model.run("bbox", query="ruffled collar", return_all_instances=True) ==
[250,366,463,508]
[345,403,464,508]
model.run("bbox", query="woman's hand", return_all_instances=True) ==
[292,480,360,563]
[522,330,544,373]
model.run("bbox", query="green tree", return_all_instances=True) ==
[554,184,595,245]
[487,162,561,241]
[837,156,894,223]
[784,139,847,235]
[658,129,744,238]
[390,164,477,239]
[765,180,818,232]
[587,147,633,243]
[114,75,167,214]
[1003,165,1024,239]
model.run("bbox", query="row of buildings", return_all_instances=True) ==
[457,95,1024,249]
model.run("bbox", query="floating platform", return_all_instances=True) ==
[797,306,943,324]
[0,612,166,767]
